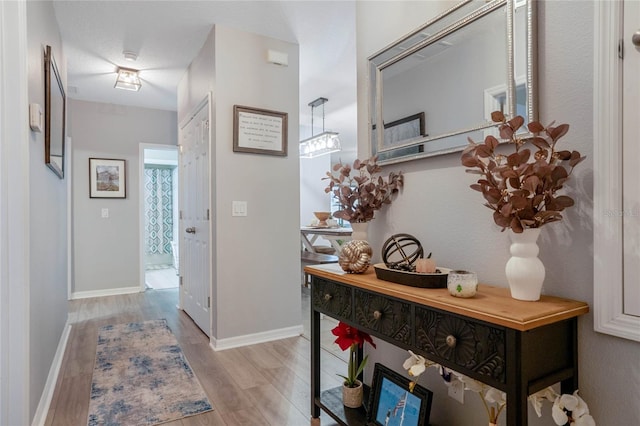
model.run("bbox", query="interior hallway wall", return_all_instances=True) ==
[356,1,639,425]
[178,24,301,344]
[26,0,68,420]
[69,100,177,296]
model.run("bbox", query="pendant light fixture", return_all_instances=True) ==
[299,97,341,158]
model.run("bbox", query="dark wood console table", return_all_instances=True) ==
[306,264,589,426]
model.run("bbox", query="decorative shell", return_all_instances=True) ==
[339,240,373,274]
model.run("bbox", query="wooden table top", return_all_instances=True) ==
[304,263,589,331]
[300,227,353,237]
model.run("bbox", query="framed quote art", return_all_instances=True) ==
[89,158,126,198]
[233,105,288,156]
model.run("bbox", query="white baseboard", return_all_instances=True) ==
[70,286,140,300]
[210,324,303,351]
[31,321,72,426]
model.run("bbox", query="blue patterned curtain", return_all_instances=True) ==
[144,166,174,255]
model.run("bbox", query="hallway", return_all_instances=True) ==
[46,289,345,425]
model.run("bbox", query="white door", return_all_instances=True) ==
[179,98,211,334]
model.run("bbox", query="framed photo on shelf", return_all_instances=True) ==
[233,105,288,156]
[89,158,126,198]
[367,363,433,426]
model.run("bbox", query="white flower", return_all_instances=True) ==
[402,350,433,377]
[552,391,595,425]
[529,386,558,417]
[485,387,506,407]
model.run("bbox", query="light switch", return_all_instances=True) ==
[232,201,247,217]
[101,208,109,218]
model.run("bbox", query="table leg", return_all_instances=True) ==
[301,233,316,252]
[311,302,321,418]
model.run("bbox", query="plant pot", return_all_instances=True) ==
[342,380,363,408]
[350,222,369,241]
[505,228,545,301]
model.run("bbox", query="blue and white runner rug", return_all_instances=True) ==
[87,319,212,426]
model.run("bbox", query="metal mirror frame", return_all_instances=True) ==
[368,0,537,165]
[45,44,66,179]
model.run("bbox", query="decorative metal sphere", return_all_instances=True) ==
[381,233,424,271]
[339,240,373,274]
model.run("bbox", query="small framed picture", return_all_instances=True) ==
[89,158,126,198]
[233,105,288,156]
[367,363,433,426]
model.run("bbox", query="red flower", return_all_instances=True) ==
[331,322,376,351]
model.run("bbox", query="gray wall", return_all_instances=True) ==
[26,0,68,420]
[356,1,639,425]
[178,25,302,342]
[69,100,177,295]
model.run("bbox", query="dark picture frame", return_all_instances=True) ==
[89,158,126,198]
[233,105,288,156]
[372,112,426,162]
[44,45,66,179]
[367,363,433,426]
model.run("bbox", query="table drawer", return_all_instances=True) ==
[312,278,352,320]
[414,306,506,383]
[354,289,411,345]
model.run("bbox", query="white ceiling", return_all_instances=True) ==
[52,0,358,153]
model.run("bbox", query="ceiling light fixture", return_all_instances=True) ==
[299,97,341,158]
[114,67,141,91]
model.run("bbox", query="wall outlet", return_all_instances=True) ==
[101,208,109,218]
[448,379,465,404]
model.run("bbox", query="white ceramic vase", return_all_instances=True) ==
[342,380,363,408]
[350,221,369,241]
[505,228,545,301]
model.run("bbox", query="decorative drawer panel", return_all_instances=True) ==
[414,306,506,383]
[354,289,411,345]
[312,278,352,320]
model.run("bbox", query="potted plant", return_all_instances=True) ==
[323,156,403,240]
[331,321,376,408]
[461,111,585,300]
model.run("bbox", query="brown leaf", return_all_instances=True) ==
[507,152,521,167]
[508,115,525,131]
[523,175,540,193]
[476,145,492,158]
[527,121,545,133]
[483,188,502,204]
[549,123,570,141]
[491,111,505,122]
[494,211,511,228]
[554,195,575,208]
[461,155,479,167]
[470,184,483,192]
[485,135,499,150]
[556,150,572,160]
[510,217,524,233]
[500,125,514,140]
[511,195,528,209]
[531,136,550,150]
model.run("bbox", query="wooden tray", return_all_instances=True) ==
[373,263,450,288]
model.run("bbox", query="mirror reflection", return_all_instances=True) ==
[45,45,66,178]
[369,0,536,164]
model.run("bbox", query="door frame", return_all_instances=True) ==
[138,143,180,294]
[0,0,30,423]
[593,0,640,342]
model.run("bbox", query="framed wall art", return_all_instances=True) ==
[233,105,288,156]
[89,158,126,198]
[367,363,433,426]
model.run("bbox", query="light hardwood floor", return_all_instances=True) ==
[45,288,345,426]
